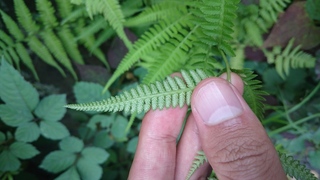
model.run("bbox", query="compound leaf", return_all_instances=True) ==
[0,59,39,112]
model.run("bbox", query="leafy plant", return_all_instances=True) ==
[264,39,316,79]
[0,59,69,175]
[1,0,319,179]
[0,0,110,80]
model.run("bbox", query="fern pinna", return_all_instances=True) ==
[65,69,208,114]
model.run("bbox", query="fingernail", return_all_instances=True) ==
[193,80,243,125]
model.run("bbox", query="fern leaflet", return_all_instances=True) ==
[141,25,198,84]
[102,14,192,92]
[191,0,239,56]
[264,39,316,79]
[124,1,187,27]
[14,0,40,34]
[65,69,209,114]
[279,152,317,180]
[186,151,208,180]
[82,0,132,48]
[233,69,268,121]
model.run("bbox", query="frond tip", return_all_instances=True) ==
[65,69,209,114]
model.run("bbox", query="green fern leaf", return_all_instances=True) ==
[28,36,66,77]
[0,30,14,46]
[36,0,58,27]
[191,0,239,56]
[7,47,20,69]
[124,1,187,27]
[186,151,208,180]
[0,43,13,64]
[75,17,107,41]
[15,43,39,81]
[61,7,86,25]
[91,28,115,53]
[257,0,291,32]
[85,0,132,48]
[58,27,84,65]
[232,69,267,121]
[0,10,24,41]
[264,39,316,79]
[56,0,73,18]
[103,14,192,92]
[14,0,40,34]
[65,69,209,114]
[41,30,77,80]
[142,25,197,84]
[279,152,317,180]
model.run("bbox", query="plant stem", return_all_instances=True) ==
[220,49,231,82]
[263,82,320,125]
[268,113,320,137]
[125,113,136,133]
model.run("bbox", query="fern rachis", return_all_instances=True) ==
[65,69,208,114]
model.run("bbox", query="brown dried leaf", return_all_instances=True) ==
[263,1,320,50]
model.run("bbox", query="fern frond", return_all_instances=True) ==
[232,69,267,121]
[185,42,223,75]
[37,0,58,27]
[7,47,20,69]
[14,0,40,34]
[65,69,209,114]
[58,27,84,64]
[102,14,192,92]
[15,43,39,80]
[264,39,316,79]
[75,17,107,41]
[84,0,132,48]
[237,0,290,46]
[279,152,317,180]
[28,36,66,77]
[142,25,198,84]
[124,2,187,27]
[0,10,24,41]
[0,30,14,47]
[186,151,208,180]
[61,7,86,25]
[41,30,77,80]
[191,0,239,56]
[56,0,73,18]
[257,0,291,32]
[74,20,109,68]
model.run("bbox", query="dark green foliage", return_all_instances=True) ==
[0,0,111,80]
[279,152,318,180]
[233,69,268,121]
[0,0,318,179]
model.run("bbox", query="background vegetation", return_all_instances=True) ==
[0,0,319,179]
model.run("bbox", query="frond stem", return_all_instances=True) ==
[268,113,320,137]
[263,82,320,125]
[220,49,231,82]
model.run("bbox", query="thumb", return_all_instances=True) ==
[191,73,286,180]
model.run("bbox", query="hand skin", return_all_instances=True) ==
[128,73,287,180]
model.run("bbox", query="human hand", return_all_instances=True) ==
[128,73,287,180]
